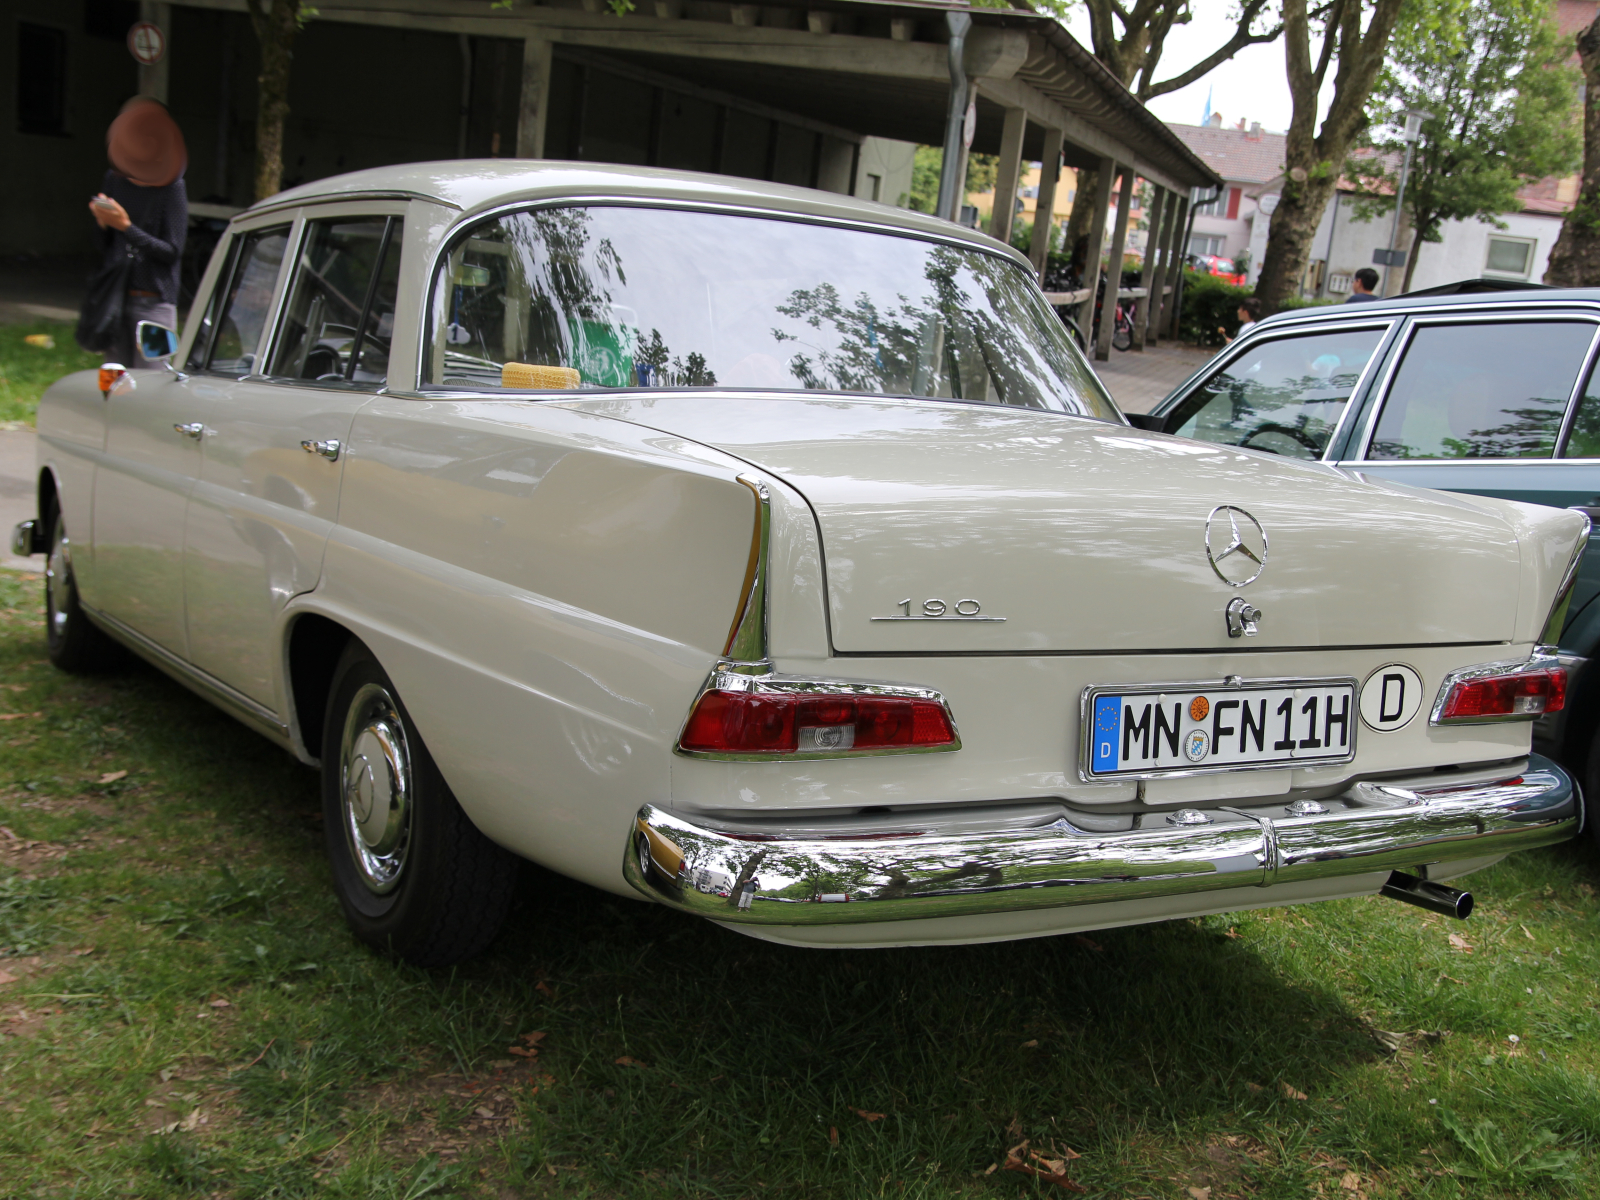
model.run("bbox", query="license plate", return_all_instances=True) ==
[1084,680,1357,778]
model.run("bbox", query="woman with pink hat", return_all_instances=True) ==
[77,97,189,366]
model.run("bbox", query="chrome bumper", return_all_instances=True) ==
[622,756,1578,926]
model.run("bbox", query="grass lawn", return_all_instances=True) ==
[2,567,1599,1199]
[0,321,100,427]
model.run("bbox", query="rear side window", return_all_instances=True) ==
[1563,367,1600,458]
[194,225,291,376]
[1368,322,1595,459]
[1167,327,1385,460]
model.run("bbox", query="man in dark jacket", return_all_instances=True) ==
[85,97,187,367]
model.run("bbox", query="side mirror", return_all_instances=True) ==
[1124,412,1167,433]
[136,320,180,363]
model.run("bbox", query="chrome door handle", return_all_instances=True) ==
[175,422,204,439]
[301,438,341,461]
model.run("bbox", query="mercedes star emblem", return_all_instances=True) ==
[1205,505,1268,586]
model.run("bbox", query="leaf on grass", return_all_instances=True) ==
[614,1055,645,1068]
[0,713,41,721]
[0,826,16,841]
[1068,934,1103,952]
[1245,1082,1264,1093]
[0,970,17,986]
[474,1106,495,1119]
[1187,1189,1212,1200]
[850,1107,885,1122]
[1002,1147,1087,1192]
[1225,927,1240,939]
[1521,924,1535,940]
[828,1126,839,1146]
[1281,1082,1308,1101]
[97,771,127,784]
[208,998,231,1009]
[1447,933,1473,952]
[520,1031,546,1047]
[1021,1039,1039,1048]
[68,948,94,957]
[535,981,556,996]
[1340,1171,1361,1191]
[507,1046,538,1058]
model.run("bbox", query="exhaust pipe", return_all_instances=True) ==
[1380,871,1473,919]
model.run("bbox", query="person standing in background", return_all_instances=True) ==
[1345,267,1380,303]
[82,97,188,366]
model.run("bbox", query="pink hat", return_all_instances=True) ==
[107,97,186,188]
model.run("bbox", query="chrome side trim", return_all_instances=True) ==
[1076,674,1359,784]
[1430,649,1563,725]
[722,474,770,665]
[1543,513,1592,642]
[674,665,962,761]
[623,756,1577,926]
[81,602,290,739]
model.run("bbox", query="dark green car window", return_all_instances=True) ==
[1167,327,1386,460]
[1561,364,1600,458]
[1369,322,1594,460]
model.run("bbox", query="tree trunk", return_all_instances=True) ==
[1400,223,1425,293]
[1546,15,1600,285]
[1065,167,1098,275]
[1254,168,1336,310]
[248,0,302,202]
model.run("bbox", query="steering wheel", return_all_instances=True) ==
[1242,423,1322,457]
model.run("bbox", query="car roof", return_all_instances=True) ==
[237,158,1035,271]
[1250,285,1600,333]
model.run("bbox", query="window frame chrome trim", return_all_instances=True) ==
[1352,313,1600,463]
[1076,674,1359,784]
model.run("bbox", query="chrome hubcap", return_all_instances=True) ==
[339,682,412,894]
[46,523,71,640]
[636,832,652,878]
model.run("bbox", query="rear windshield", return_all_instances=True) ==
[423,204,1120,419]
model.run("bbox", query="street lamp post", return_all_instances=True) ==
[1382,110,1428,297]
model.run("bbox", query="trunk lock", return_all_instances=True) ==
[1225,597,1264,638]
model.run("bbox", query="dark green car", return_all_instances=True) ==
[1137,288,1600,834]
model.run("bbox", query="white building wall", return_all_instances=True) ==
[1313,197,1564,297]
[854,136,916,208]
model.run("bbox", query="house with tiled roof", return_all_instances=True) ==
[1168,118,1286,284]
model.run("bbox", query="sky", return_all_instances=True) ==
[1056,4,1299,133]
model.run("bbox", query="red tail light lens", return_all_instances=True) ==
[1436,666,1566,722]
[679,689,956,754]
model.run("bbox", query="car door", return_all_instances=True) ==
[89,220,292,656]
[1338,311,1600,644]
[181,205,406,705]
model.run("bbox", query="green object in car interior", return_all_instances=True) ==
[569,313,639,388]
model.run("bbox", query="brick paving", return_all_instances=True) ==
[1093,340,1220,414]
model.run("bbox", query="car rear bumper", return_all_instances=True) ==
[621,756,1578,927]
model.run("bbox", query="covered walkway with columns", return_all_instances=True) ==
[13,0,1217,356]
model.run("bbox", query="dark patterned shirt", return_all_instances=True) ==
[98,169,188,304]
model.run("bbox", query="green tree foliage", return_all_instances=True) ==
[1348,0,1579,291]
[905,148,999,214]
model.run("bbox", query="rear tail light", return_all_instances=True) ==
[679,688,957,755]
[1434,663,1566,723]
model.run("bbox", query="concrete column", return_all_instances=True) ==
[987,105,1027,246]
[1130,187,1163,351]
[138,1,171,104]
[1153,191,1185,341]
[516,36,554,159]
[1166,195,1191,338]
[1077,155,1116,340]
[1029,127,1063,280]
[1095,167,1135,362]
[1143,188,1174,346]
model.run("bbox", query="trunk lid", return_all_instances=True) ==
[561,394,1523,653]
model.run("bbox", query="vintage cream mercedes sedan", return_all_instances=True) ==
[13,163,1587,965]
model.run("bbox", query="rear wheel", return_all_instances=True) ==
[321,641,518,966]
[44,507,121,673]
